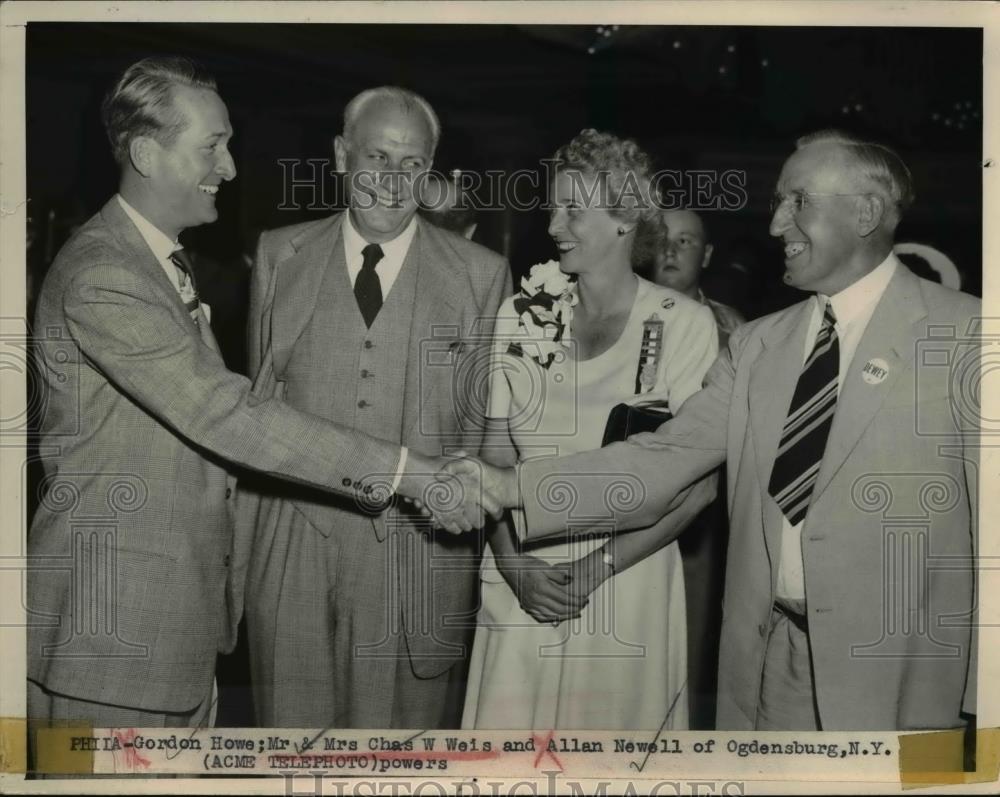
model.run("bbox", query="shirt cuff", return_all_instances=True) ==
[390,446,409,495]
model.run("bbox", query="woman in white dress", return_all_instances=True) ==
[462,130,719,730]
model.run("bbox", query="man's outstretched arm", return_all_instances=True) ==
[444,338,737,540]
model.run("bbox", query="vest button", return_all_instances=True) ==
[360,369,369,378]
[358,400,369,408]
[364,340,373,349]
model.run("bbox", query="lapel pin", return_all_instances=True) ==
[861,357,890,385]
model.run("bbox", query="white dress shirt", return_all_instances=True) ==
[117,195,182,291]
[341,210,417,299]
[116,195,210,322]
[775,253,899,602]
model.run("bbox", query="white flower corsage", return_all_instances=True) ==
[507,260,578,369]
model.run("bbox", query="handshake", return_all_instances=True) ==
[397,451,519,533]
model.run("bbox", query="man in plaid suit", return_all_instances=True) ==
[26,57,491,749]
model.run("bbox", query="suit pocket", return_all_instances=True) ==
[64,543,182,649]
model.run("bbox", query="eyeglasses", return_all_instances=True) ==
[769,190,871,216]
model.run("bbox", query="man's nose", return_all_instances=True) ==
[216,149,237,181]
[378,171,409,197]
[769,202,792,238]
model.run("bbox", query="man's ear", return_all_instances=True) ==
[128,136,157,178]
[701,243,714,270]
[857,194,886,237]
[333,135,347,173]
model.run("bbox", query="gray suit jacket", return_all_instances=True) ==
[242,212,511,680]
[520,263,979,730]
[27,198,404,713]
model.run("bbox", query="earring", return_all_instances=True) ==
[617,227,627,236]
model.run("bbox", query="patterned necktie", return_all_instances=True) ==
[767,301,840,526]
[354,243,384,328]
[169,248,201,327]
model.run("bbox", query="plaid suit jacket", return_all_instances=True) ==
[27,198,403,713]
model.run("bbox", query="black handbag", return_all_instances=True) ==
[601,400,672,446]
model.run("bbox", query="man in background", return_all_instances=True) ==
[647,207,742,727]
[650,208,745,347]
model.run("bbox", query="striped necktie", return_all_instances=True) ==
[767,301,840,526]
[169,248,201,326]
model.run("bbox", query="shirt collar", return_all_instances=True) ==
[342,210,418,263]
[116,194,179,262]
[819,252,898,328]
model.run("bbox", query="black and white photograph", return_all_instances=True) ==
[0,1,996,792]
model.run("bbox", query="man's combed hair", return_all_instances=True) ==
[550,129,656,223]
[101,56,218,166]
[797,129,916,220]
[342,86,441,151]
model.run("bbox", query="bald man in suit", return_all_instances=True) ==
[243,86,511,729]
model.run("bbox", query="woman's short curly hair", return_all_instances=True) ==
[550,129,656,224]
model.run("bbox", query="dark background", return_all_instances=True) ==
[25,22,985,726]
[28,22,984,311]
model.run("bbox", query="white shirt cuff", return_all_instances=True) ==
[391,446,409,494]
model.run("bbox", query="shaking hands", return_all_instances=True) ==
[397,451,519,534]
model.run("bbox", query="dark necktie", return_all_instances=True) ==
[354,243,384,328]
[767,302,840,526]
[169,248,202,326]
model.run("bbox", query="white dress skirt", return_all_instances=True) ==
[462,277,719,730]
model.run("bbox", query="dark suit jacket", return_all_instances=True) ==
[519,262,979,730]
[27,197,405,712]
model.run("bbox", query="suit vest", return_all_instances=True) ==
[282,236,418,446]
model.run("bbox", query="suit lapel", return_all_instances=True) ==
[271,214,344,377]
[402,220,464,444]
[747,300,814,563]
[101,199,221,354]
[812,265,925,499]
[749,300,815,497]
[101,198,184,302]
